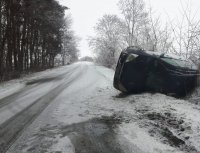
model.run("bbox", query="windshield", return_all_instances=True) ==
[161,57,197,70]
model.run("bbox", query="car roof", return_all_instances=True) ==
[125,47,185,60]
[125,47,198,70]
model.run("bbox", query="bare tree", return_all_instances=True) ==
[89,14,126,68]
[144,8,173,52]
[118,0,173,52]
[118,0,148,46]
[168,0,200,59]
[61,15,80,65]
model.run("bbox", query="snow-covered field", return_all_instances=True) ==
[0,62,200,153]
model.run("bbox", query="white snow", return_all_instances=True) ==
[0,82,24,100]
[117,123,183,153]
[0,83,55,125]
[0,64,75,100]
[49,135,75,153]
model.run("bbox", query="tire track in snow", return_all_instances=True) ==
[0,65,79,109]
[0,65,85,153]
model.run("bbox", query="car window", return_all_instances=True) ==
[161,57,197,69]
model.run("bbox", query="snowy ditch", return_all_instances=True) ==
[136,108,197,152]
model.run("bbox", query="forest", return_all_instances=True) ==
[0,0,78,81]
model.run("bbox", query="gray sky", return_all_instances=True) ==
[58,0,200,57]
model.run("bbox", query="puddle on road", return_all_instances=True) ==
[20,115,127,153]
[60,115,125,153]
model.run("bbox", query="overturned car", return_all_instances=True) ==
[114,47,199,97]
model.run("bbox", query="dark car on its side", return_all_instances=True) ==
[113,46,199,97]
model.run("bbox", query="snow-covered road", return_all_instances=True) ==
[0,62,200,153]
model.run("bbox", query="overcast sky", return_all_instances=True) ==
[58,0,200,57]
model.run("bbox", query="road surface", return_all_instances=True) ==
[0,62,136,153]
[0,62,200,153]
